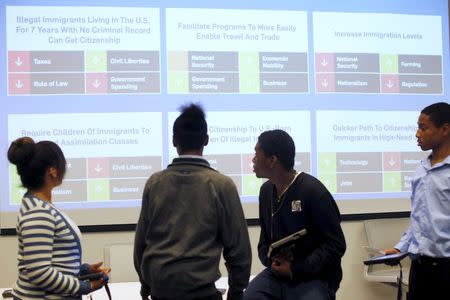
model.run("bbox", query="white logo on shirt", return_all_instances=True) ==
[291,200,302,212]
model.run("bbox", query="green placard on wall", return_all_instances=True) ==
[242,174,263,196]
[380,54,398,74]
[239,52,260,93]
[86,51,107,72]
[383,172,401,192]
[88,179,110,201]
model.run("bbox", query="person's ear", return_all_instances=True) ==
[172,136,177,147]
[440,122,450,136]
[48,167,58,179]
[204,135,209,146]
[268,155,278,168]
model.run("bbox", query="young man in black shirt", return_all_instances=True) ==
[244,129,346,300]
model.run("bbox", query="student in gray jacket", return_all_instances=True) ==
[134,103,251,300]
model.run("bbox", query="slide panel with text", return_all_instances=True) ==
[7,6,161,95]
[313,12,443,94]
[166,8,308,94]
[7,112,162,206]
[316,111,427,195]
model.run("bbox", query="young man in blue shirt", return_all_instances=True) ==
[385,102,450,300]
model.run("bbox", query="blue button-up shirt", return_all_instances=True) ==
[396,155,450,258]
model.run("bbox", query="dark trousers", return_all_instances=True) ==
[243,268,334,300]
[408,257,450,300]
[152,290,222,300]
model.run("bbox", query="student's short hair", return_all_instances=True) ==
[173,103,208,151]
[421,102,450,127]
[7,137,66,190]
[257,129,295,171]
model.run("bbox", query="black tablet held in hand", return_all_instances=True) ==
[2,289,13,298]
[364,252,408,266]
[79,272,104,281]
[267,228,307,259]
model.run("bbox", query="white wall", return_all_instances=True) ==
[0,221,401,300]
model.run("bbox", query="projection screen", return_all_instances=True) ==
[1,0,448,230]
